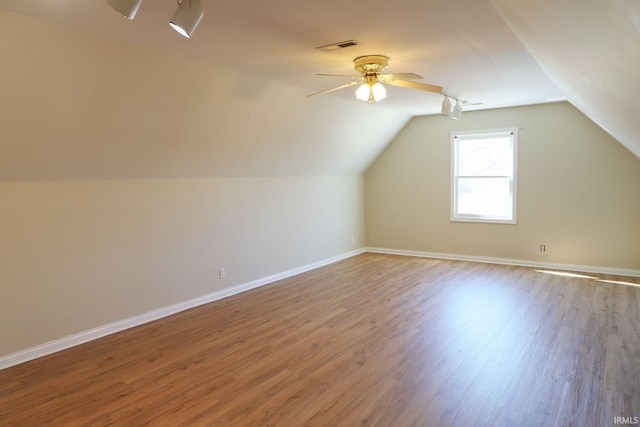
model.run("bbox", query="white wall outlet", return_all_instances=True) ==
[351,235,355,244]
[219,268,225,279]
[539,244,546,252]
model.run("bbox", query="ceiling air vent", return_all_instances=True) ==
[316,40,360,52]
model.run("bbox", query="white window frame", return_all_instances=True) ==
[450,127,518,224]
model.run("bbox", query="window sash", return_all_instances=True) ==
[450,128,518,224]
[454,177,513,220]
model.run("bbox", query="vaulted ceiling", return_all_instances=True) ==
[0,0,563,114]
[491,0,640,159]
[0,0,637,181]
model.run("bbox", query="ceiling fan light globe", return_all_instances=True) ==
[169,0,204,38]
[355,83,370,102]
[107,0,143,19]
[371,82,387,102]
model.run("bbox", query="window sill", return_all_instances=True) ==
[450,217,517,225]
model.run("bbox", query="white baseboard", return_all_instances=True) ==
[0,248,365,371]
[365,247,640,277]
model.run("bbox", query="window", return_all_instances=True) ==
[451,128,518,224]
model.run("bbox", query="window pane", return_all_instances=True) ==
[457,136,512,176]
[457,177,512,219]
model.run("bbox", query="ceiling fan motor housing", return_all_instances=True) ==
[354,55,390,76]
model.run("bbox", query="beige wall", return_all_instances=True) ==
[365,102,640,269]
[0,175,364,356]
[0,11,375,358]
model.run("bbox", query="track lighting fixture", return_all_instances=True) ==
[169,0,204,38]
[107,0,143,19]
[441,96,452,116]
[440,93,465,119]
[451,99,463,120]
[107,0,204,38]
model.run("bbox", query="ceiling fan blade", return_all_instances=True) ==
[379,73,423,80]
[385,79,443,94]
[315,74,361,79]
[307,81,360,97]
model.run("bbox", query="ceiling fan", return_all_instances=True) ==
[308,54,444,104]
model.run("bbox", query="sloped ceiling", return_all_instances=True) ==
[6,1,632,179]
[491,0,640,158]
[0,11,408,180]
[0,0,562,115]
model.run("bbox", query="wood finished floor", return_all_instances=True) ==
[1,253,639,426]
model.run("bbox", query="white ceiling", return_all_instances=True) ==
[0,0,564,115]
[1,0,638,181]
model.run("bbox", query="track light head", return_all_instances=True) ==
[451,100,463,120]
[441,96,452,116]
[107,0,143,20]
[169,0,204,38]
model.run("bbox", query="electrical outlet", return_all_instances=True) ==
[351,235,355,244]
[539,244,546,252]
[219,268,225,279]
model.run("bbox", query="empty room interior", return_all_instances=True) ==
[1,0,639,426]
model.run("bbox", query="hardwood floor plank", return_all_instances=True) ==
[1,253,639,426]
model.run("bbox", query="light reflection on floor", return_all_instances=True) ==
[535,269,640,288]
[535,270,596,279]
[596,279,640,288]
